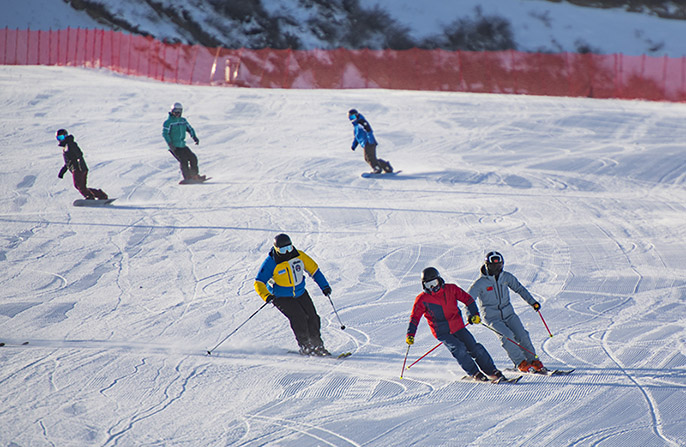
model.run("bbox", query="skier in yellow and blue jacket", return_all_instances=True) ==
[254,234,332,356]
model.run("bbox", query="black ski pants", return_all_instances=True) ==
[363,143,391,172]
[169,146,198,180]
[273,291,323,349]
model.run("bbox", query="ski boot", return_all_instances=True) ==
[472,371,490,382]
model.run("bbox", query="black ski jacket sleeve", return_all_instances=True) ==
[59,136,88,172]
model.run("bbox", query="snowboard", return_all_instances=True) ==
[179,176,211,185]
[73,198,116,207]
[361,170,401,178]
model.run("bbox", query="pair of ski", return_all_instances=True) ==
[288,350,352,359]
[461,374,523,384]
[506,367,575,376]
[461,367,575,385]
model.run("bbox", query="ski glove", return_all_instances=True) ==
[469,314,481,325]
[406,335,414,345]
[193,137,199,145]
[322,286,332,296]
[532,301,541,311]
[265,294,275,303]
[58,166,68,179]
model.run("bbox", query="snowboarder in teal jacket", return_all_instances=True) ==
[162,102,205,182]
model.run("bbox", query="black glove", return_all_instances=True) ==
[532,301,541,311]
[351,146,355,151]
[58,166,68,179]
[322,286,332,296]
[193,137,199,145]
[265,294,275,303]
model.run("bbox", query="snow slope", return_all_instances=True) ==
[1,66,686,446]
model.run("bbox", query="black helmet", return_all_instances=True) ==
[421,267,444,293]
[485,251,504,276]
[348,109,359,121]
[273,233,294,255]
[56,129,68,142]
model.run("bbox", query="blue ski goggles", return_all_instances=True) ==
[348,114,357,121]
[56,134,66,141]
[276,244,293,254]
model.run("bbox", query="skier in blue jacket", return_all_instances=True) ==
[348,109,393,174]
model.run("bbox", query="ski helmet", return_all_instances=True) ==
[273,233,294,254]
[485,251,504,276]
[348,109,359,121]
[421,267,444,293]
[56,129,68,141]
[170,102,183,116]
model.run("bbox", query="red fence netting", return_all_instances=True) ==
[1,27,685,102]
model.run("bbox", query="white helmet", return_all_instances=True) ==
[171,102,183,115]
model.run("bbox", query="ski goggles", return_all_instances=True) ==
[486,254,503,264]
[56,134,66,141]
[424,278,440,290]
[276,244,293,254]
[348,114,357,121]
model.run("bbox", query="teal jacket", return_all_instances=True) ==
[162,113,197,149]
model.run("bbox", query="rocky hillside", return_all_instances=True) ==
[65,0,684,52]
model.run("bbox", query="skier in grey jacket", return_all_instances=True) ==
[468,251,545,373]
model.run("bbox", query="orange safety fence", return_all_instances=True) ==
[2,27,685,102]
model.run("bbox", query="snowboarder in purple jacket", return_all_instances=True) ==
[55,129,108,200]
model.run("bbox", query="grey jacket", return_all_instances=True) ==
[468,266,537,323]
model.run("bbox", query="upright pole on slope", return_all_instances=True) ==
[206,301,270,355]
[480,322,539,359]
[406,342,443,370]
[326,294,346,330]
[400,345,411,379]
[537,310,553,337]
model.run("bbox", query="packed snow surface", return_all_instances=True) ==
[1,66,686,446]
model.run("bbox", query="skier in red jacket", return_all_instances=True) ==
[406,267,504,382]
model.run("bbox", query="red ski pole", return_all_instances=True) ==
[406,342,443,370]
[538,310,553,337]
[400,345,411,379]
[480,322,539,359]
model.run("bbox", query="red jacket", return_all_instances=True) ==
[407,283,479,338]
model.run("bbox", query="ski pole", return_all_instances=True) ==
[326,294,346,330]
[206,301,270,355]
[537,310,553,337]
[400,345,411,379]
[406,342,443,370]
[480,322,538,359]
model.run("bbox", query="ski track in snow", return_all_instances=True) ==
[1,66,686,446]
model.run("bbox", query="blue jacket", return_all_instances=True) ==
[351,113,377,150]
[254,248,330,300]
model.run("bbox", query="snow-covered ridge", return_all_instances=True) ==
[3,0,686,56]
